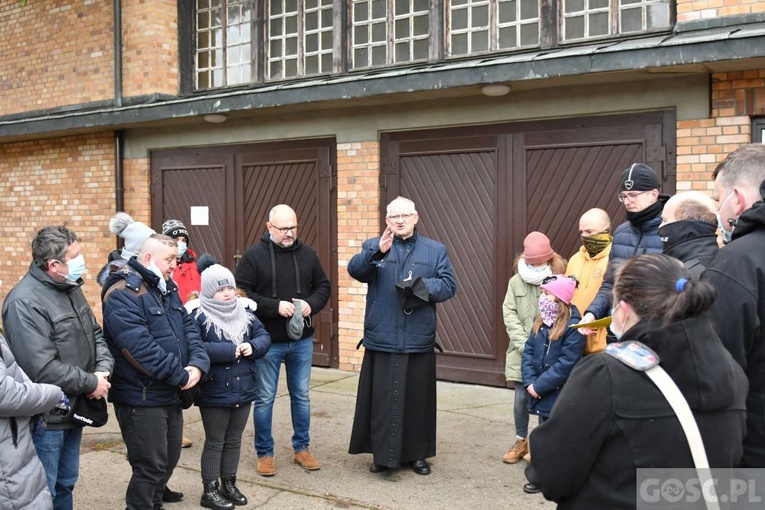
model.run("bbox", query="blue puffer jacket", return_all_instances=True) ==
[348,230,457,353]
[193,309,271,408]
[586,209,665,319]
[101,258,210,407]
[521,306,584,418]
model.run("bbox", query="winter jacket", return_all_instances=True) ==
[101,258,210,407]
[586,204,666,320]
[193,308,271,408]
[526,316,748,509]
[172,248,201,304]
[348,230,457,354]
[661,219,718,278]
[235,234,330,343]
[0,334,61,510]
[2,264,114,429]
[520,306,583,417]
[502,273,542,382]
[702,194,765,467]
[566,244,611,352]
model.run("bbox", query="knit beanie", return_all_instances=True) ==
[200,264,236,299]
[523,231,553,265]
[540,275,577,305]
[619,163,660,192]
[162,219,189,242]
[109,212,156,261]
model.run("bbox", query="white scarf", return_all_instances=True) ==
[517,258,552,286]
[196,296,254,345]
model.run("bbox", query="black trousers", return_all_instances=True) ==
[114,404,183,510]
[199,404,251,483]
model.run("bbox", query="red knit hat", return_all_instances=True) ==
[523,231,554,265]
[541,275,577,305]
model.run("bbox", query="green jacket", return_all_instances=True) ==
[502,274,541,382]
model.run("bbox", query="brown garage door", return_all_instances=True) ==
[382,111,675,386]
[151,140,336,367]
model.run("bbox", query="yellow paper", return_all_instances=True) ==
[570,316,612,329]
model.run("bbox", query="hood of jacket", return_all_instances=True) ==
[659,219,719,264]
[731,199,765,241]
[620,315,745,412]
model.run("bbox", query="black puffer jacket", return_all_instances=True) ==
[2,264,114,429]
[526,316,748,509]
[702,192,765,467]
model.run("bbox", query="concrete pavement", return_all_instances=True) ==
[77,368,555,509]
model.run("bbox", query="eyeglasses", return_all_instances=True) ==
[386,213,415,222]
[271,224,299,234]
[542,275,580,289]
[617,191,648,203]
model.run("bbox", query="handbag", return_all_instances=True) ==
[71,395,109,428]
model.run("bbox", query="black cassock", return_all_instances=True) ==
[348,349,437,467]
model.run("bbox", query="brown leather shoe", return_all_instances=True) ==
[181,436,192,448]
[294,450,320,470]
[257,456,276,476]
[502,438,528,464]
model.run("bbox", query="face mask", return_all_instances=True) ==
[57,254,86,283]
[147,259,168,294]
[538,296,558,327]
[609,306,624,340]
[581,232,611,257]
[176,242,187,258]
[528,263,549,273]
[716,191,736,244]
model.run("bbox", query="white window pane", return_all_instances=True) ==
[452,7,469,30]
[372,22,386,42]
[471,30,489,52]
[413,38,428,59]
[413,14,429,36]
[306,54,319,75]
[452,33,468,55]
[621,7,641,32]
[372,45,386,65]
[354,2,368,22]
[566,15,585,39]
[498,25,517,48]
[499,1,517,23]
[306,11,318,31]
[647,2,670,29]
[395,19,410,39]
[520,22,538,45]
[354,25,368,45]
[395,41,409,62]
[589,12,609,36]
[565,0,585,14]
[520,0,538,19]
[321,29,332,49]
[473,5,489,28]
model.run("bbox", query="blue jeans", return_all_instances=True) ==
[254,338,313,456]
[32,425,83,510]
[513,386,530,438]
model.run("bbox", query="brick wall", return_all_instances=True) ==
[677,0,765,21]
[675,69,763,192]
[0,134,117,319]
[0,0,114,115]
[336,142,381,371]
[122,0,179,97]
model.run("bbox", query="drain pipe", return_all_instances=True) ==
[113,1,125,253]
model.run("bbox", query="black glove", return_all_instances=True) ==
[50,392,70,415]
[402,286,413,298]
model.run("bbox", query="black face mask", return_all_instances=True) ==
[581,232,611,257]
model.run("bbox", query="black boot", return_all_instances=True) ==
[220,476,248,506]
[200,481,234,510]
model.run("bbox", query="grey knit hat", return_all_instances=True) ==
[200,264,236,299]
[109,212,156,260]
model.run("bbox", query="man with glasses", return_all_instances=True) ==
[348,196,457,476]
[577,164,669,335]
[2,225,114,510]
[235,204,330,477]
[701,144,765,467]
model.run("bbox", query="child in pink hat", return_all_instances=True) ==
[520,274,585,494]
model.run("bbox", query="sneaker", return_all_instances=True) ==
[294,450,320,470]
[523,482,541,494]
[257,456,276,477]
[502,438,528,464]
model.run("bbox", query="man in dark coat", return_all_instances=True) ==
[659,190,719,277]
[701,144,765,467]
[235,204,331,477]
[102,234,210,510]
[578,163,669,331]
[347,196,457,476]
[2,225,114,510]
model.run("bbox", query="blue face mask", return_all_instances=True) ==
[176,242,187,258]
[58,254,86,283]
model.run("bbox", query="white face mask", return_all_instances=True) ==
[609,306,623,340]
[715,191,736,244]
[528,263,549,273]
[147,259,167,294]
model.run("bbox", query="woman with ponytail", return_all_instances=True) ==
[525,253,748,509]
